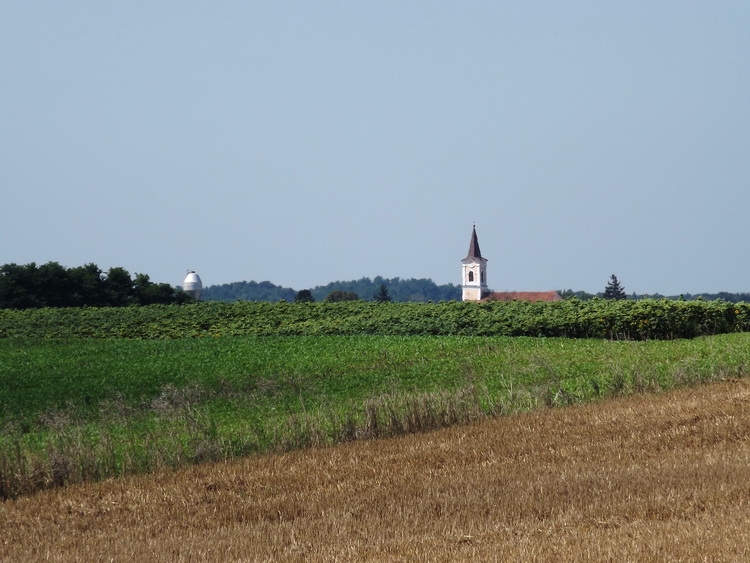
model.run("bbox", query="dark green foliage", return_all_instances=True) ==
[679,292,750,303]
[324,290,359,302]
[197,276,750,305]
[373,284,392,303]
[558,289,596,300]
[104,267,135,306]
[295,289,315,303]
[133,273,188,305]
[0,262,190,309]
[311,276,460,302]
[202,280,296,302]
[202,276,461,303]
[603,275,627,300]
[2,298,750,340]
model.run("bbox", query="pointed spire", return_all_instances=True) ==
[465,225,482,259]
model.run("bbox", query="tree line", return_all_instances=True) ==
[560,275,750,303]
[0,262,192,309]
[202,276,462,303]
[3,263,748,309]
[207,274,750,304]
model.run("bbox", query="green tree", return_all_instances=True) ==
[0,261,191,308]
[0,263,41,308]
[35,262,72,307]
[558,289,595,300]
[104,267,135,306]
[324,289,359,302]
[69,263,106,306]
[133,273,179,305]
[294,289,315,303]
[373,283,391,303]
[603,274,627,300]
[201,280,296,302]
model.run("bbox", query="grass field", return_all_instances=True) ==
[2,333,750,498]
[2,378,750,561]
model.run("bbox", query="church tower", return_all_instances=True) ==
[461,225,489,301]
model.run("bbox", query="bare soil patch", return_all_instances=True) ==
[3,380,750,561]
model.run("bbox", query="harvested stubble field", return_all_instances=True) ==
[3,379,750,561]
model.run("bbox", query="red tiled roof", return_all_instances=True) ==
[480,291,562,303]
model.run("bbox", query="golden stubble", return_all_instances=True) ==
[3,380,750,561]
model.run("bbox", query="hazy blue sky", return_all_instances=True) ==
[2,2,748,295]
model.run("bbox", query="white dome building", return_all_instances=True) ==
[182,270,203,300]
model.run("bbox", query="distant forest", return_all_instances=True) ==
[558,289,750,303]
[202,278,750,304]
[202,277,462,303]
[3,261,749,308]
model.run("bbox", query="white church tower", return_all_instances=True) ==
[461,225,489,301]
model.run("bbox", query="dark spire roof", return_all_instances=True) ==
[465,225,482,259]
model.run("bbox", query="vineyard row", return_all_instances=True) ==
[2,298,749,340]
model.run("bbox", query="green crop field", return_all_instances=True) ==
[3,319,750,498]
[2,298,750,339]
[2,299,750,498]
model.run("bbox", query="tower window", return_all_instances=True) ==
[468,271,474,282]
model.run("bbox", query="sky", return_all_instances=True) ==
[2,2,749,296]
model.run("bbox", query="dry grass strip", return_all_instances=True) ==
[3,380,750,561]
